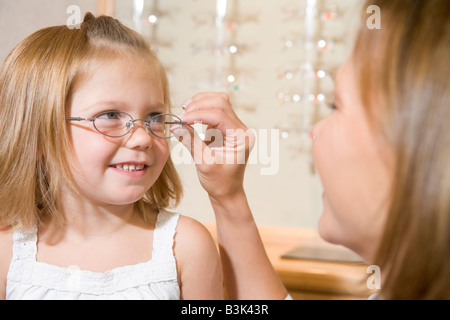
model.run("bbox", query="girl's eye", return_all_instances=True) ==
[148,113,163,121]
[97,111,121,119]
[328,103,337,110]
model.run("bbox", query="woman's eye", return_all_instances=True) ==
[328,103,337,110]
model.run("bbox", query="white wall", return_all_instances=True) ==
[0,0,98,62]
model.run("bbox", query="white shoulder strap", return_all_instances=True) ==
[7,226,38,283]
[152,210,180,262]
[12,226,37,261]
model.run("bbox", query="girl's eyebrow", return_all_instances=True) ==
[81,100,124,112]
[82,100,166,113]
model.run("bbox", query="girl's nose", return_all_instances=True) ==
[125,121,153,149]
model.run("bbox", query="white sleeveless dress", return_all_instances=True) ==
[6,210,180,300]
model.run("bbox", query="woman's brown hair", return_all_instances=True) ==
[0,13,183,230]
[354,0,450,299]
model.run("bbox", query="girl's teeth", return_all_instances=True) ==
[115,164,145,172]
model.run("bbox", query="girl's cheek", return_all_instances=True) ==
[156,140,170,158]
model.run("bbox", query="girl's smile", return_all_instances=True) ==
[109,162,150,178]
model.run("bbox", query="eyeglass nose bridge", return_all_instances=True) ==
[126,118,152,134]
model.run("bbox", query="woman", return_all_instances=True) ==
[174,0,449,300]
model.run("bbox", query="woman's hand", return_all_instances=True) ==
[172,92,255,201]
[172,92,287,300]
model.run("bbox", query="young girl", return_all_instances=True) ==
[0,13,223,300]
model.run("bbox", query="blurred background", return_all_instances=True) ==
[0,0,362,229]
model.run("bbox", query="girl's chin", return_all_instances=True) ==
[106,189,149,206]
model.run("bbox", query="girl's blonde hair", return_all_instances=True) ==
[0,13,183,231]
[354,0,450,299]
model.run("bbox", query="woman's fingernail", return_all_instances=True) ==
[181,99,192,109]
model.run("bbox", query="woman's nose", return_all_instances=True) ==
[311,118,326,144]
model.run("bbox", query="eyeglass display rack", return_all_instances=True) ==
[277,0,342,144]
[191,0,259,113]
[127,0,171,51]
[276,0,356,174]
[190,0,353,159]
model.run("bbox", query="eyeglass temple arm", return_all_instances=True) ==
[164,121,188,125]
[66,117,96,121]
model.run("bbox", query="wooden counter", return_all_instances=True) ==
[204,224,376,300]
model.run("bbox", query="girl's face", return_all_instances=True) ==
[312,57,394,262]
[66,55,169,208]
